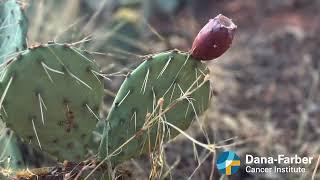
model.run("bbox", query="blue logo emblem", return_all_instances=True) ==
[216,151,241,175]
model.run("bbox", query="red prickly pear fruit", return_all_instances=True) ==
[190,14,237,61]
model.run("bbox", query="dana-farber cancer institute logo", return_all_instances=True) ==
[216,151,241,175]
[216,151,313,176]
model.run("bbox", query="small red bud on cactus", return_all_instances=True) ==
[190,14,237,61]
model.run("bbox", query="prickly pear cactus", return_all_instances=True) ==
[0,8,236,178]
[0,43,104,161]
[0,0,28,63]
[101,50,211,165]
[99,14,237,167]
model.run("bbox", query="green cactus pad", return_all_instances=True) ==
[0,43,104,161]
[102,50,211,165]
[0,0,28,63]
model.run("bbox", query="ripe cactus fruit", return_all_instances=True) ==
[0,43,104,161]
[0,0,28,63]
[190,14,237,61]
[100,50,211,165]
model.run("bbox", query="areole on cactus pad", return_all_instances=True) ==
[0,43,104,161]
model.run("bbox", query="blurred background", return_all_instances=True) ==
[24,0,320,179]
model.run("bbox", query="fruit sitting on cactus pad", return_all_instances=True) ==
[0,0,28,64]
[99,14,236,166]
[0,12,237,179]
[101,50,212,165]
[0,43,104,161]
